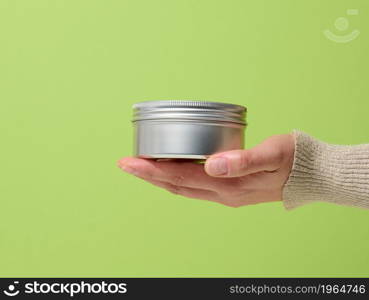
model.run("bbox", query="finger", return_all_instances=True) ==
[143,178,220,202]
[205,135,287,177]
[117,157,238,191]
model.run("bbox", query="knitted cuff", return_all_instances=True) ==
[282,130,369,210]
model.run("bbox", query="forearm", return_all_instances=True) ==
[283,131,369,210]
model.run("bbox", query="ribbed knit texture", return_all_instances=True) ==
[283,131,369,210]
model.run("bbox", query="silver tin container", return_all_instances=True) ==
[132,100,247,159]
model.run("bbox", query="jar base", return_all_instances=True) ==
[137,154,208,160]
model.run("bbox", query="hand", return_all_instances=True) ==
[117,134,295,207]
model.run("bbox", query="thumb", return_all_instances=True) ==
[204,145,282,178]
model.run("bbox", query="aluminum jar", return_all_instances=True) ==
[132,100,247,159]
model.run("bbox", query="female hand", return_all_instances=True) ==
[118,134,295,207]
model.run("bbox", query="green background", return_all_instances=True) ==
[0,0,368,277]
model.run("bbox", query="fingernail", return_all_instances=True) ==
[207,157,228,175]
[120,164,139,176]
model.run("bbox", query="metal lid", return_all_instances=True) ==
[132,100,247,125]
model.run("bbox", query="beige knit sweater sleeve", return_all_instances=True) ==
[282,131,369,210]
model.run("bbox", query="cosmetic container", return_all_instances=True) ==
[132,100,247,159]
